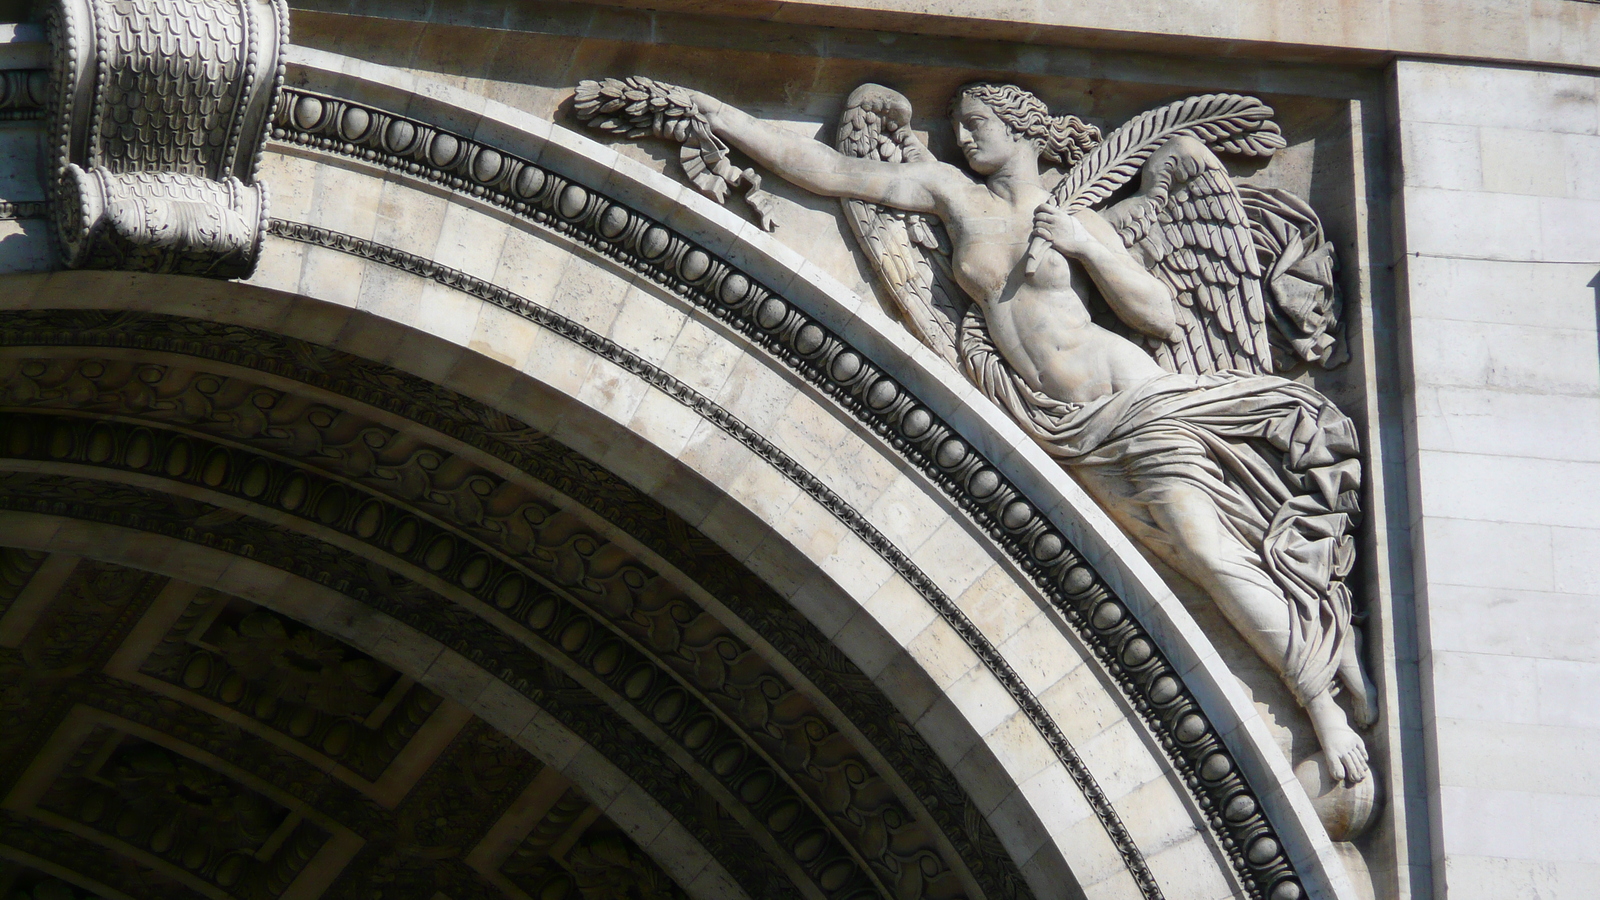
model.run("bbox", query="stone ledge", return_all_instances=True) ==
[288,0,1600,73]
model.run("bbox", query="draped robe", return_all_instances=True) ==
[960,309,1362,703]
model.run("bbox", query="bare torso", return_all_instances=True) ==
[688,87,1375,783]
[942,182,1166,405]
[694,87,1170,405]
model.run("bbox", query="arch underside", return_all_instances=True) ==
[0,310,1036,900]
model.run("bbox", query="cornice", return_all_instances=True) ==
[285,0,1600,78]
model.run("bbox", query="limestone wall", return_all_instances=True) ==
[286,0,1600,71]
[1392,59,1600,900]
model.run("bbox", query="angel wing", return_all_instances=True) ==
[1103,135,1271,375]
[835,84,970,367]
[1039,93,1306,375]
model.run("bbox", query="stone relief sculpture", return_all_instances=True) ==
[573,78,1377,787]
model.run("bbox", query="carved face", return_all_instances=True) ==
[950,94,1031,175]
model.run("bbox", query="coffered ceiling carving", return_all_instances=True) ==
[0,550,687,900]
[0,309,1031,900]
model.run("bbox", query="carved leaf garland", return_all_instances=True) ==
[573,76,700,141]
[574,76,780,230]
[1059,93,1286,212]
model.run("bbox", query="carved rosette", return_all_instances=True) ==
[44,0,288,276]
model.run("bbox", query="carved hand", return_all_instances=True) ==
[1032,203,1097,259]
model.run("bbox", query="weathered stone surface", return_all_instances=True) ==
[2,4,1598,900]
[1394,58,1600,900]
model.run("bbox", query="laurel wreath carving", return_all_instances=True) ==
[1060,93,1286,211]
[573,76,700,141]
[573,76,779,229]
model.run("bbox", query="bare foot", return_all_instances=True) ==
[1308,691,1370,783]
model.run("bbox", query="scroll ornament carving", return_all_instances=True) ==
[574,78,1380,834]
[42,0,287,276]
[57,166,265,272]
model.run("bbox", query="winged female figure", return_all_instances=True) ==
[574,78,1375,785]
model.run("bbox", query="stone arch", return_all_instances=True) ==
[0,45,1359,900]
[0,312,1040,900]
[0,513,751,900]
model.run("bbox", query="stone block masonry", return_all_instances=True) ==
[1393,58,1600,900]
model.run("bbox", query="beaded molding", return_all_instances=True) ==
[258,86,1309,900]
[40,0,288,275]
[0,200,49,220]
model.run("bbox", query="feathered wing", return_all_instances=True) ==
[1103,136,1272,375]
[835,84,970,367]
[1044,93,1288,375]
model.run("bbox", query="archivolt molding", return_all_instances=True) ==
[0,38,1363,900]
[263,213,1191,894]
[0,536,702,900]
[259,80,1315,900]
[0,321,1032,900]
[0,455,839,900]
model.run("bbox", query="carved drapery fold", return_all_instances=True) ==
[44,0,287,276]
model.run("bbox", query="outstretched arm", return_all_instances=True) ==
[694,92,959,215]
[1033,205,1178,340]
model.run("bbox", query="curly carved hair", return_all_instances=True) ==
[952,82,1102,168]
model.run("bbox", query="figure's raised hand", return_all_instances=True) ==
[1032,202,1096,258]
